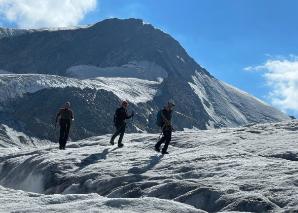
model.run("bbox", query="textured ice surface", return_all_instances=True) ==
[0,124,49,155]
[0,120,297,212]
[0,186,203,213]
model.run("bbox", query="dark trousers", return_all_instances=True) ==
[59,119,71,149]
[155,129,172,152]
[111,124,126,144]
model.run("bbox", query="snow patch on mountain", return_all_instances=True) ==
[189,71,248,127]
[0,25,92,40]
[35,24,92,32]
[176,55,185,63]
[220,81,269,106]
[0,28,33,39]
[189,71,289,127]
[0,74,161,104]
[67,61,168,81]
[89,77,161,103]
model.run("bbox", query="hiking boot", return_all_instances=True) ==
[161,151,169,154]
[154,146,160,152]
[118,143,124,148]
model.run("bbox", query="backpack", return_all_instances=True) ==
[113,108,123,126]
[60,108,73,120]
[156,110,163,127]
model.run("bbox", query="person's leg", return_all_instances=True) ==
[162,130,172,154]
[59,120,67,149]
[110,126,121,145]
[118,124,126,147]
[155,131,166,151]
[62,120,71,149]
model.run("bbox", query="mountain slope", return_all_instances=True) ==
[0,19,205,78]
[189,71,288,127]
[0,72,288,141]
[0,18,289,138]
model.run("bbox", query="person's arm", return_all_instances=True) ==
[71,110,74,121]
[55,110,61,126]
[126,110,134,119]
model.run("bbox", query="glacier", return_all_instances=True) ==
[0,120,297,212]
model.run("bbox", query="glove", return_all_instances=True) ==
[131,111,135,117]
[165,120,171,127]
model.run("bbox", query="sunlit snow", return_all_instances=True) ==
[0,120,297,212]
[0,74,161,104]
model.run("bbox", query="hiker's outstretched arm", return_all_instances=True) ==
[126,111,134,119]
[126,113,133,119]
[71,110,74,121]
[55,110,61,123]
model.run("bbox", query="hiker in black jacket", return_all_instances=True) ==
[55,102,74,150]
[155,101,175,154]
[110,100,134,148]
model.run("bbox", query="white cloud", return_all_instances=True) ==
[0,0,97,28]
[243,65,263,72]
[245,57,298,115]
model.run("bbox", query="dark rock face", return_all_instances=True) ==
[3,87,156,141]
[0,19,208,78]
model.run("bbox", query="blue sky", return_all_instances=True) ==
[1,0,298,116]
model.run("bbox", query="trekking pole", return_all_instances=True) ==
[174,111,193,120]
[174,111,198,122]
[130,110,136,130]
[158,130,163,140]
[131,111,134,127]
[158,124,165,140]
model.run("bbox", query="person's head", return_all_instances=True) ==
[121,100,129,109]
[65,101,71,109]
[166,100,175,111]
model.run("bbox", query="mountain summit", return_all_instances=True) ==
[0,18,289,140]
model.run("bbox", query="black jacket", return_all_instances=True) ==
[161,108,172,127]
[114,107,133,127]
[56,108,74,122]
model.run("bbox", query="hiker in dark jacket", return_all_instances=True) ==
[55,102,74,150]
[155,101,175,154]
[110,100,134,148]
